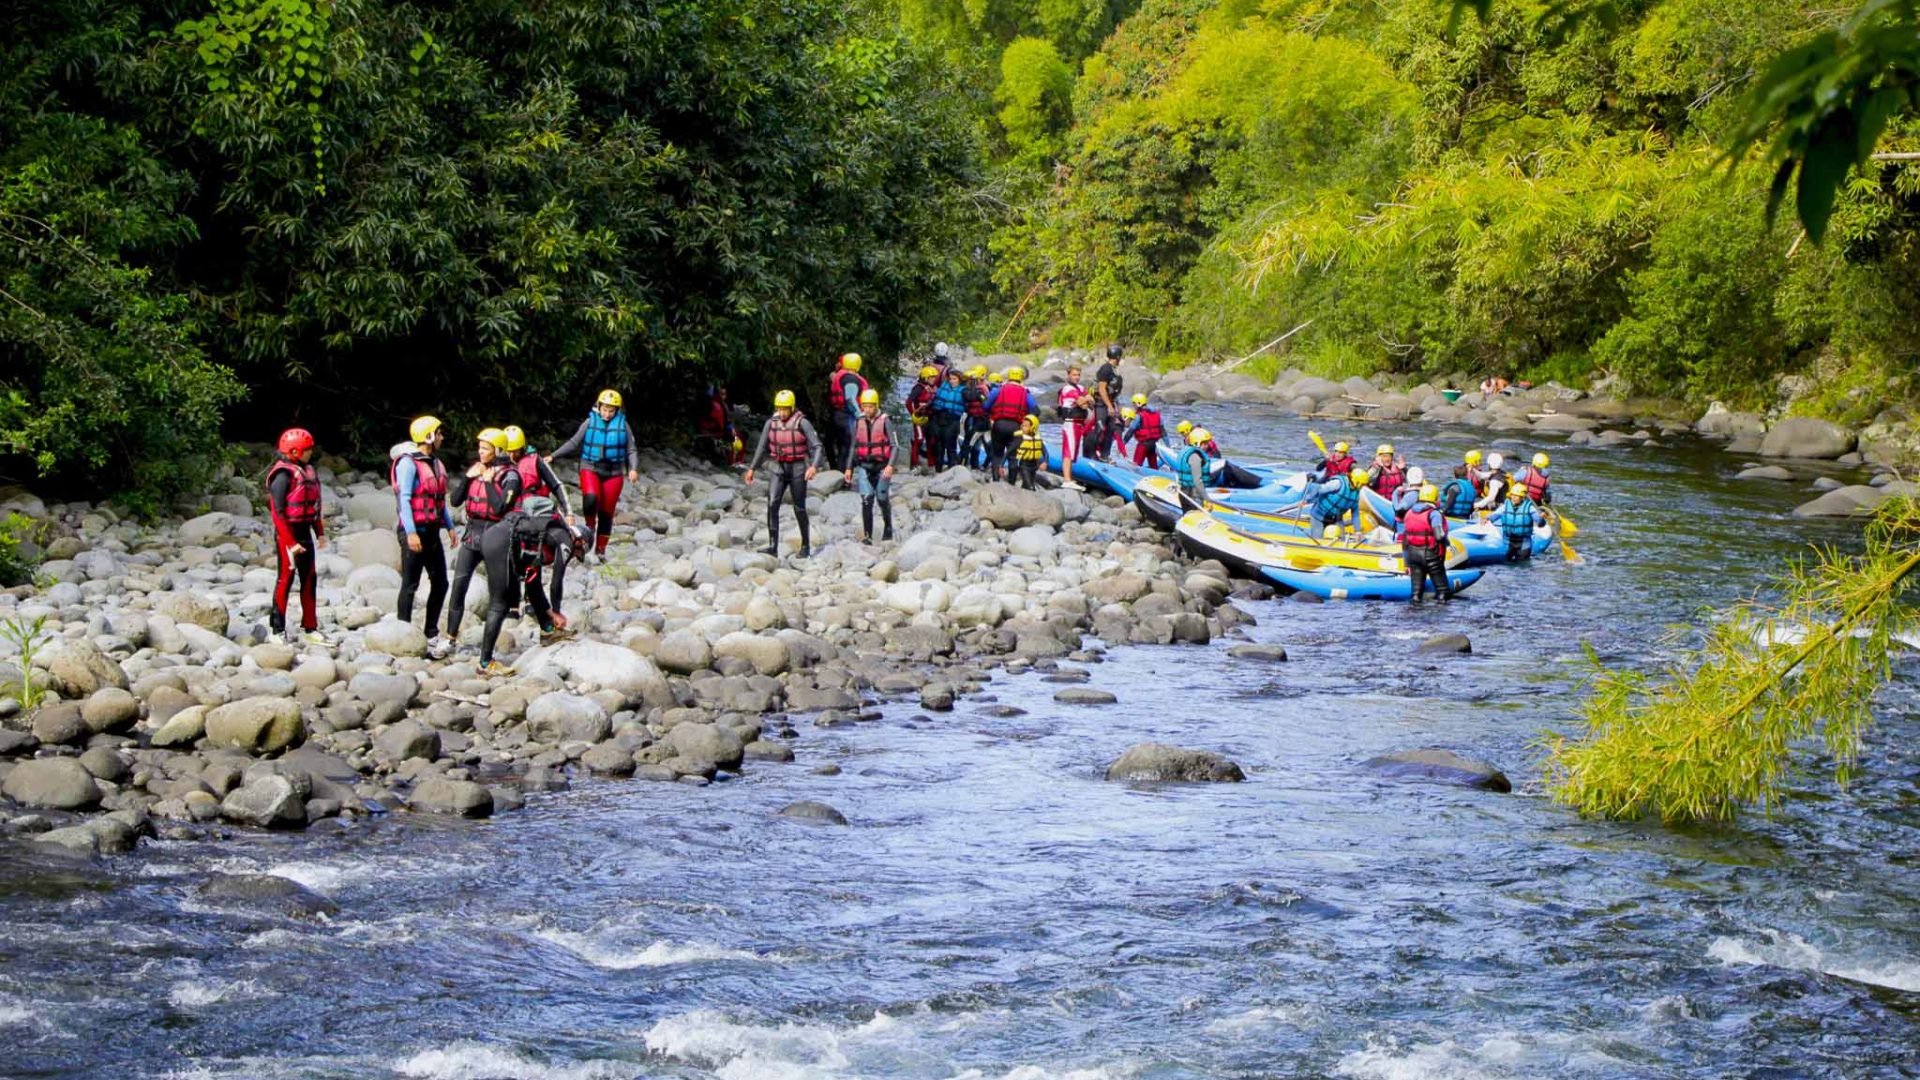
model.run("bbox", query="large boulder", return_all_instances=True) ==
[1007,525,1058,560]
[375,718,441,763]
[178,511,237,545]
[663,722,747,772]
[194,873,339,918]
[1792,485,1885,517]
[1104,743,1246,783]
[516,641,671,704]
[1761,416,1856,459]
[970,484,1065,530]
[221,774,308,827]
[337,528,402,569]
[654,630,714,675]
[2,757,101,810]
[524,692,611,744]
[363,618,429,658]
[30,703,87,745]
[44,639,128,697]
[711,632,791,676]
[149,705,208,748]
[346,490,397,526]
[348,670,417,708]
[204,696,306,754]
[776,800,848,826]
[1083,572,1152,606]
[80,687,140,734]
[410,777,493,817]
[1695,404,1767,438]
[1363,749,1510,792]
[154,590,231,633]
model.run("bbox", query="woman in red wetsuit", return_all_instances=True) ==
[551,389,639,560]
[266,428,327,644]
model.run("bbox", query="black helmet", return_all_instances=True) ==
[568,523,591,560]
[1106,344,1122,360]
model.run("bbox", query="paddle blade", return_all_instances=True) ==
[1310,431,1329,458]
[1556,511,1578,537]
[1560,538,1584,565]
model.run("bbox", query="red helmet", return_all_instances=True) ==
[278,428,315,456]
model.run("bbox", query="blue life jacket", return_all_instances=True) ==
[1440,478,1476,517]
[1314,477,1359,518]
[1500,498,1538,538]
[583,409,629,465]
[932,382,967,415]
[1176,446,1210,491]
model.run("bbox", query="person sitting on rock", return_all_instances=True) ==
[266,427,327,646]
[744,390,822,557]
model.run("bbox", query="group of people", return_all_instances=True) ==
[267,390,646,674]
[1294,439,1555,602]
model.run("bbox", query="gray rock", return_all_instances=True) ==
[375,719,441,763]
[655,630,714,675]
[919,683,955,711]
[712,632,790,676]
[34,816,139,856]
[80,687,140,734]
[777,799,848,825]
[337,528,402,568]
[1054,687,1117,705]
[516,641,671,704]
[580,741,637,776]
[970,484,1066,529]
[348,671,417,708]
[77,746,129,782]
[1810,475,1844,492]
[1105,742,1245,783]
[204,696,306,754]
[1792,485,1885,517]
[410,777,493,817]
[743,740,795,763]
[1363,749,1511,792]
[1227,644,1289,662]
[663,722,746,772]
[1084,572,1152,606]
[178,511,237,544]
[1415,634,1472,655]
[149,705,208,748]
[194,873,339,918]
[525,692,610,744]
[1695,406,1766,438]
[154,589,231,633]
[1735,465,1794,481]
[30,703,87,746]
[220,775,307,827]
[44,639,128,697]
[1761,416,1856,459]
[363,618,429,658]
[2,757,102,809]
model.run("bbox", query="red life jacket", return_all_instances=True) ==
[989,383,1031,422]
[963,386,988,420]
[768,413,809,463]
[1135,407,1165,441]
[1401,504,1443,548]
[827,369,868,411]
[466,462,512,522]
[1522,467,1550,502]
[1370,464,1406,495]
[514,453,551,501]
[390,452,447,528]
[854,413,893,465]
[1324,453,1356,477]
[698,398,728,437]
[905,382,934,417]
[265,459,321,525]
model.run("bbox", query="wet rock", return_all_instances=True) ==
[154,590,230,633]
[363,618,429,658]
[205,697,306,754]
[77,746,129,782]
[1363,749,1511,792]
[35,816,140,856]
[1811,476,1844,492]
[0,729,36,756]
[409,777,493,817]
[30,703,87,746]
[743,740,794,763]
[920,682,955,711]
[375,719,441,763]
[2,758,102,809]
[1227,644,1289,662]
[1792,485,1884,518]
[1761,416,1855,459]
[525,692,610,744]
[1735,465,1795,481]
[777,799,848,825]
[1105,743,1245,783]
[44,639,128,697]
[220,774,307,827]
[194,873,339,918]
[1414,633,1472,656]
[80,687,140,734]
[663,722,746,772]
[1054,687,1117,705]
[580,741,637,776]
[150,705,208,748]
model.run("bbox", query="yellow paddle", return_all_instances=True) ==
[1556,510,1579,537]
[1548,509,1584,564]
[1309,430,1329,459]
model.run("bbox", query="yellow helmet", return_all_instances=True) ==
[1131,393,1148,407]
[774,389,796,409]
[1121,407,1137,421]
[1021,415,1038,430]
[501,425,527,453]
[1176,420,1194,435]
[1334,441,1349,454]
[840,353,863,373]
[409,415,442,443]
[477,427,506,450]
[858,388,880,406]
[920,365,938,379]
[970,365,987,378]
[1533,452,1550,469]
[1188,428,1212,446]
[989,372,1004,385]
[1006,365,1026,382]
[597,389,623,409]
[1349,466,1370,485]
[1508,485,1527,501]
[1376,444,1395,456]
[1322,524,1341,541]
[1465,449,1483,466]
[1418,483,1439,502]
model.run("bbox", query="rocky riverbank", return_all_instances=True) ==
[0,448,1254,855]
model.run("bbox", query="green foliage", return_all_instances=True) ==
[996,38,1074,161]
[1547,497,1920,822]
[0,614,51,710]
[176,0,335,192]
[0,513,44,588]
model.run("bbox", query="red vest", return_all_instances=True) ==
[1370,464,1406,495]
[854,413,893,464]
[514,454,550,500]
[1135,407,1164,441]
[466,462,513,522]
[391,453,446,528]
[265,459,321,525]
[990,384,1031,422]
[827,369,868,411]
[1323,453,1355,478]
[1522,468,1550,502]
[1402,505,1443,548]
[963,386,988,420]
[769,414,809,463]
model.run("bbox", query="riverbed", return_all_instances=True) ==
[3,404,1915,1079]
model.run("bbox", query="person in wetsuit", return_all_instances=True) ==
[266,428,327,645]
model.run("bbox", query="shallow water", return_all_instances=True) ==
[4,406,1917,1080]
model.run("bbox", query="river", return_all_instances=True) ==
[3,403,1916,1079]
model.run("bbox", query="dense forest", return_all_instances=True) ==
[5,0,1920,507]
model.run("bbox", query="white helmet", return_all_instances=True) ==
[1487,452,1504,470]
[935,342,949,358]
[1406,466,1424,486]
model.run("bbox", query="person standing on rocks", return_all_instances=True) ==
[1127,394,1164,466]
[745,390,823,557]
[983,365,1036,483]
[824,352,867,469]
[904,364,938,470]
[844,388,898,542]
[961,365,991,470]
[266,427,327,645]
[503,423,578,622]
[1115,406,1136,461]
[1091,344,1124,461]
[1015,415,1046,490]
[393,415,455,658]
[445,428,521,650]
[1395,482,1451,603]
[1055,365,1089,491]
[551,389,639,561]
[929,367,968,472]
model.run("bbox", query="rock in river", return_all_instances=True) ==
[1363,749,1511,792]
[1105,743,1245,783]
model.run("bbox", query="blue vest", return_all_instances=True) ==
[1500,499,1537,538]
[1315,478,1359,518]
[1440,478,1476,517]
[1176,446,1210,491]
[583,410,629,465]
[932,382,967,415]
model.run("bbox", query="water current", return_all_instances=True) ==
[2,403,1916,1079]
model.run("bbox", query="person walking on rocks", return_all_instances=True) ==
[476,510,582,676]
[1091,344,1124,461]
[266,427,327,645]
[552,389,638,561]
[929,367,968,471]
[961,365,991,470]
[983,365,1036,483]
[1055,365,1089,491]
[503,424,578,617]
[392,415,455,658]
[843,388,898,543]
[446,427,521,649]
[824,352,867,468]
[904,365,938,470]
[745,390,823,557]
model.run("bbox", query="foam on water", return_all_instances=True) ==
[1708,929,1920,991]
[535,928,768,970]
[168,978,267,1009]
[1204,1003,1326,1034]
[393,1042,637,1080]
[1333,1034,1533,1080]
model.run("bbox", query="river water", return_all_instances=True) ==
[3,405,1916,1079]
